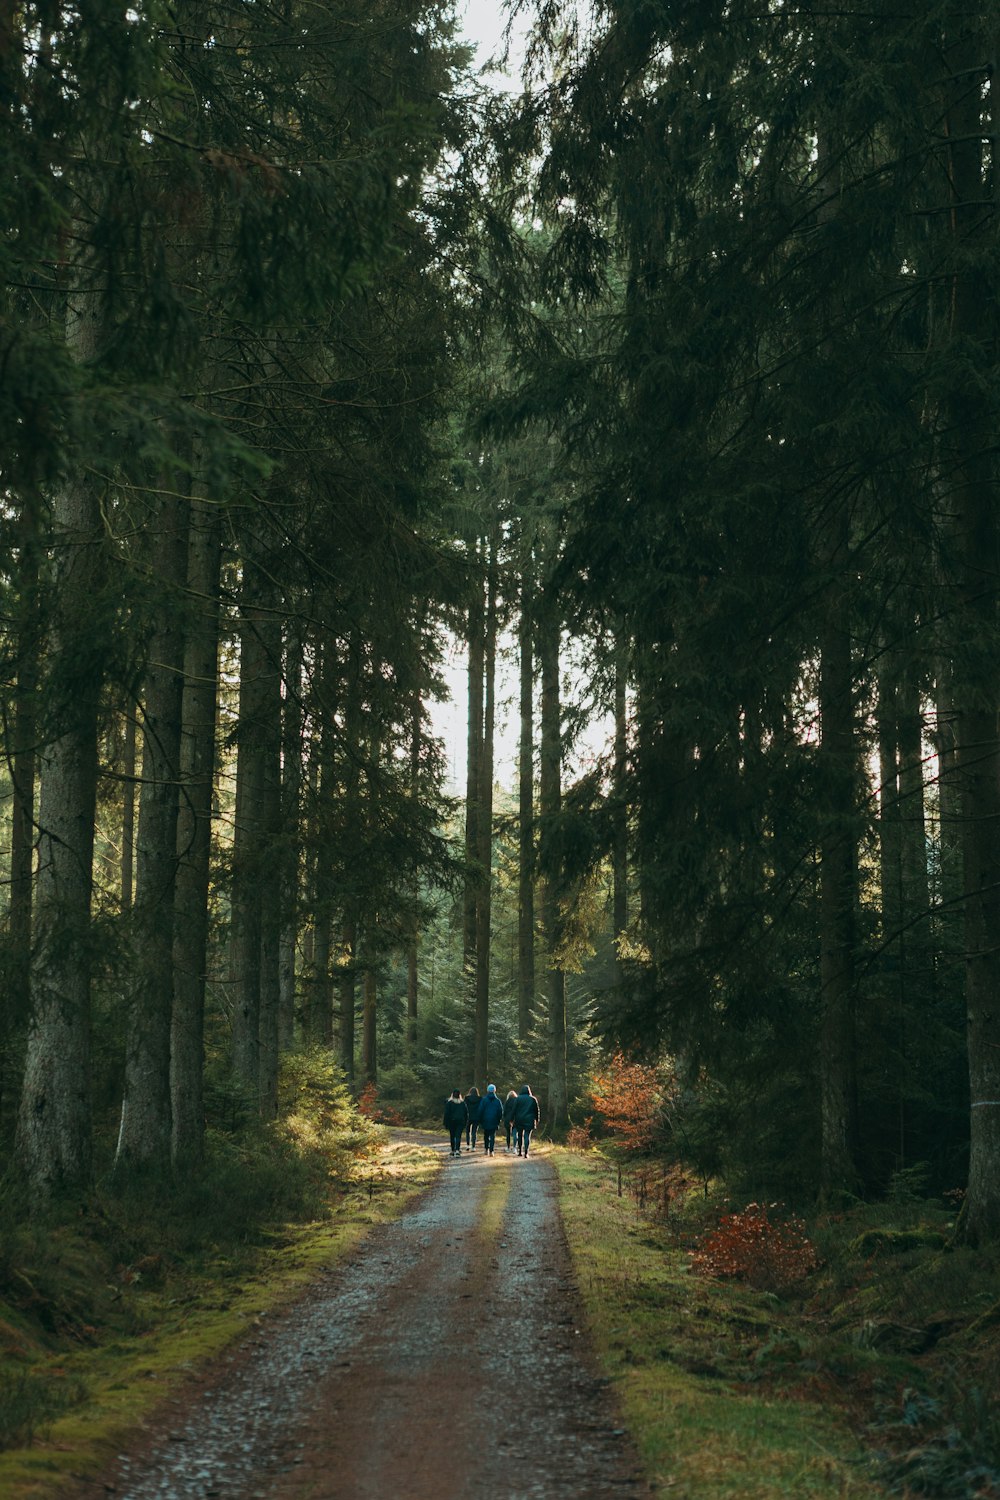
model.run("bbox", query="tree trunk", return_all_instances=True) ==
[337,630,362,1080]
[16,476,104,1194]
[278,615,304,1051]
[811,125,859,1200]
[362,962,378,1085]
[230,548,281,1110]
[930,664,962,956]
[310,659,334,1046]
[463,558,485,1079]
[517,556,535,1042]
[120,707,136,910]
[406,690,421,1050]
[612,638,629,972]
[116,485,188,1172]
[539,582,567,1128]
[8,500,40,1077]
[171,493,222,1167]
[359,691,383,1089]
[257,599,282,1120]
[474,546,497,1088]
[897,658,931,977]
[946,23,1000,1242]
[818,500,859,1199]
[339,914,356,1081]
[877,655,903,953]
[15,257,109,1197]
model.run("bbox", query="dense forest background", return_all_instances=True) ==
[1,0,999,1244]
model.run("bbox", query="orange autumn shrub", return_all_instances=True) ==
[589,1052,662,1154]
[565,1117,595,1150]
[356,1081,405,1126]
[690,1202,818,1291]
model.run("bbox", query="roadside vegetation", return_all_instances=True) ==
[3,1078,997,1500]
[0,1054,439,1499]
[554,1145,1000,1500]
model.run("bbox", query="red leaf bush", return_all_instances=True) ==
[356,1081,405,1126]
[690,1202,818,1291]
[589,1053,662,1154]
[565,1117,595,1151]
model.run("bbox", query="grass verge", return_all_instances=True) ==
[0,1134,440,1500]
[554,1148,888,1498]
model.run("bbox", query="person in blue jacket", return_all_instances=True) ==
[512,1084,540,1157]
[477,1084,505,1156]
[443,1090,468,1157]
[464,1085,481,1150]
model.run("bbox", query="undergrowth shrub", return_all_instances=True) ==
[0,1200,117,1343]
[372,1063,426,1123]
[0,1048,379,1343]
[691,1202,818,1291]
[93,1049,379,1266]
[0,1367,86,1450]
[278,1047,380,1176]
[356,1081,405,1127]
[872,1386,1000,1499]
[565,1118,594,1151]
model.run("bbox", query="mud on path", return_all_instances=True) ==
[78,1137,652,1500]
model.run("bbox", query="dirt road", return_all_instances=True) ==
[84,1140,651,1499]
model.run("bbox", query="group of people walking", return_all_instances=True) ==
[443,1084,540,1158]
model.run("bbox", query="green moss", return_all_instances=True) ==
[849,1227,948,1256]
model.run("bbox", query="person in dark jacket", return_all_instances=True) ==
[464,1085,481,1150]
[477,1084,505,1156]
[443,1090,468,1157]
[502,1089,518,1151]
[512,1084,540,1157]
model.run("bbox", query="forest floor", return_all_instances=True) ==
[1,1132,997,1500]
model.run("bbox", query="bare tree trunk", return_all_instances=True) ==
[406,690,421,1049]
[120,707,136,909]
[474,546,497,1088]
[310,654,334,1046]
[300,736,319,1038]
[946,22,1000,1242]
[16,484,104,1194]
[359,696,383,1089]
[539,582,567,1128]
[116,485,188,1171]
[818,501,858,1199]
[171,494,222,1167]
[930,664,962,954]
[339,914,356,1081]
[406,941,419,1050]
[812,128,858,1200]
[361,964,377,1085]
[278,615,304,1051]
[311,916,333,1044]
[8,500,40,1073]
[338,629,363,1082]
[230,547,280,1109]
[898,657,931,1000]
[877,654,902,954]
[257,601,282,1120]
[517,557,535,1043]
[463,560,484,1079]
[612,639,629,973]
[16,259,109,1197]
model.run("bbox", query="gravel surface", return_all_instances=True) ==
[79,1140,651,1500]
